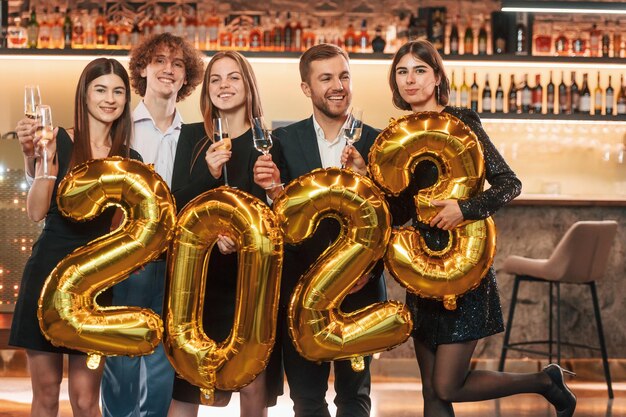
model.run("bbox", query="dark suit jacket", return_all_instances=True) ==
[273,116,386,310]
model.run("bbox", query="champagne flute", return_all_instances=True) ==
[35,105,56,180]
[24,85,41,119]
[213,117,232,187]
[252,117,283,190]
[342,107,363,168]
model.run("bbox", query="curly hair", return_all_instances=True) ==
[129,33,204,102]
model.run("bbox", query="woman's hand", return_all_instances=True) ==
[216,234,238,255]
[205,141,232,179]
[16,117,38,159]
[429,199,464,230]
[341,145,367,175]
[253,154,283,200]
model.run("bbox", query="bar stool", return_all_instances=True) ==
[498,220,618,399]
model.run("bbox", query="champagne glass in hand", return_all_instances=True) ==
[252,117,283,190]
[213,117,232,187]
[24,85,41,119]
[35,105,56,180]
[342,107,363,168]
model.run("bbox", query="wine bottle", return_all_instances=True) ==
[460,69,469,108]
[594,72,603,115]
[515,12,527,55]
[532,74,542,114]
[606,75,614,115]
[570,72,579,114]
[449,15,459,55]
[449,70,458,106]
[477,16,487,55]
[495,74,504,112]
[546,71,555,114]
[508,74,518,114]
[463,20,473,55]
[579,73,591,114]
[558,71,568,114]
[617,75,626,115]
[482,74,492,112]
[520,74,531,113]
[470,73,479,112]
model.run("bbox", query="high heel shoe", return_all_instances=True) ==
[543,363,577,417]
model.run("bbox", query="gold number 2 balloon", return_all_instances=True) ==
[164,187,283,405]
[369,112,496,310]
[38,157,176,368]
[273,168,412,371]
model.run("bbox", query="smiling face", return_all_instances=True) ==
[394,53,440,112]
[208,56,247,114]
[140,46,186,100]
[301,55,352,120]
[86,74,126,125]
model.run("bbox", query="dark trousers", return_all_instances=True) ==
[281,307,372,417]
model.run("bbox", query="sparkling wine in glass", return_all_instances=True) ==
[252,117,283,190]
[213,117,232,187]
[24,85,41,119]
[35,105,56,180]
[342,107,363,168]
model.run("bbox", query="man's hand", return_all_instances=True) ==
[349,273,370,294]
[254,154,283,200]
[216,234,238,255]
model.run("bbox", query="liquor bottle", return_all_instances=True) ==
[449,70,458,106]
[37,8,51,49]
[430,9,444,54]
[283,12,293,51]
[477,16,487,55]
[570,72,579,114]
[206,9,220,50]
[470,73,479,112]
[233,17,248,50]
[344,21,357,52]
[293,13,303,52]
[460,70,469,108]
[554,29,568,56]
[173,8,185,38]
[63,8,72,49]
[558,71,568,114]
[130,17,140,46]
[249,15,262,51]
[515,13,527,55]
[617,75,626,115]
[72,11,84,48]
[50,7,63,48]
[579,73,591,114]
[449,15,459,55]
[371,25,386,53]
[594,72,603,115]
[272,12,283,52]
[613,21,622,58]
[83,9,96,48]
[262,13,273,51]
[358,19,370,52]
[302,19,316,50]
[118,18,130,49]
[602,21,611,58]
[572,31,585,56]
[95,7,106,48]
[546,71,555,114]
[105,17,118,49]
[184,9,196,45]
[26,7,38,48]
[0,0,7,48]
[495,74,504,112]
[589,24,601,57]
[463,19,473,55]
[507,74,517,114]
[532,74,542,114]
[520,74,532,113]
[219,17,233,50]
[606,75,615,115]
[482,75,492,113]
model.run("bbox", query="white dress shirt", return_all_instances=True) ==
[312,115,347,168]
[131,101,183,187]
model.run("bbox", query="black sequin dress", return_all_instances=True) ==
[388,106,522,351]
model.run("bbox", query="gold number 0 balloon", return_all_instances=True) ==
[38,157,176,368]
[273,168,412,371]
[369,112,497,310]
[165,187,283,405]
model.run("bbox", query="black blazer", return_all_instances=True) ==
[273,117,386,310]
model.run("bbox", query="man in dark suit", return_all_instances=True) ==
[253,43,385,417]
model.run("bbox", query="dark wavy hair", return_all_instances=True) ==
[129,33,204,102]
[72,58,132,167]
[389,40,450,110]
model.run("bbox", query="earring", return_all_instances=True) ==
[435,84,440,102]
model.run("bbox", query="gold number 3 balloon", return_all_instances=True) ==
[38,157,176,368]
[369,112,497,310]
[164,187,283,404]
[273,168,412,371]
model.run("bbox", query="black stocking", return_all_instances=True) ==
[414,338,553,417]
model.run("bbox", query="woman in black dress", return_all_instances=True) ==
[9,58,138,417]
[167,51,282,417]
[386,40,576,417]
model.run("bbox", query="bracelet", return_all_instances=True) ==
[34,176,57,181]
